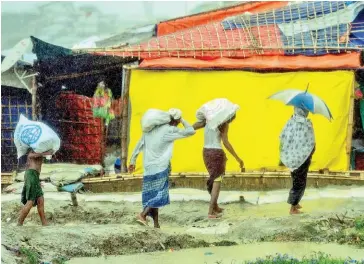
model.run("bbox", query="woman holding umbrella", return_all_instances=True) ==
[279,106,315,214]
[269,86,332,215]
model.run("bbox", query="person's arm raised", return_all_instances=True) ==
[163,119,196,142]
[192,120,206,130]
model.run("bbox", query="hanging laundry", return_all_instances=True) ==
[92,81,115,126]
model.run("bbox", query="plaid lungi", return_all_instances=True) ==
[142,166,171,210]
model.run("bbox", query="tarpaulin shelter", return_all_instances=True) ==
[1,56,34,172]
[31,36,137,166]
[75,1,363,174]
[78,1,364,70]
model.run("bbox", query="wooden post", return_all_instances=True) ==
[31,76,37,121]
[70,192,78,206]
[346,79,355,170]
[121,66,132,173]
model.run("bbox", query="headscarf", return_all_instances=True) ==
[168,108,182,120]
[279,107,315,171]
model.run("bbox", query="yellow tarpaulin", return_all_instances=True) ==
[128,70,354,174]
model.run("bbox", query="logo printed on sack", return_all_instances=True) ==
[20,125,42,145]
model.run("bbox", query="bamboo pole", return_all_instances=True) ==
[81,170,364,183]
[120,66,132,173]
[72,46,364,54]
[31,76,37,120]
[80,173,364,184]
[43,64,125,82]
[346,79,355,170]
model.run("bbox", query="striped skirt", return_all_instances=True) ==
[142,166,171,210]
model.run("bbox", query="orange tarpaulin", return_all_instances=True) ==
[94,24,283,60]
[139,53,361,70]
[157,1,289,36]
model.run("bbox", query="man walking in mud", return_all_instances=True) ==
[18,149,53,226]
[129,109,195,228]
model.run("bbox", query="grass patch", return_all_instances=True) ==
[245,252,364,264]
[19,247,40,264]
[355,217,364,231]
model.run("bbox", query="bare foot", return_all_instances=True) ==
[208,213,222,219]
[290,208,303,215]
[214,206,224,214]
[42,223,49,226]
[136,214,148,226]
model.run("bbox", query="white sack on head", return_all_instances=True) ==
[168,108,182,120]
[141,109,171,133]
[196,98,239,130]
[13,114,61,158]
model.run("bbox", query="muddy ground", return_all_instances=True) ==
[1,193,364,263]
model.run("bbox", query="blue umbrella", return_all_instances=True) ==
[268,85,333,120]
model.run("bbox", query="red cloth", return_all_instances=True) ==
[356,153,364,170]
[54,92,104,164]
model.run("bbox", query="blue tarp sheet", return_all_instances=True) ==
[221,1,363,56]
[222,1,356,29]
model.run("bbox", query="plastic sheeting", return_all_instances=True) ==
[128,70,354,173]
[351,8,364,46]
[157,1,288,36]
[221,1,364,56]
[31,36,72,61]
[222,1,356,29]
[139,53,361,70]
[97,24,283,60]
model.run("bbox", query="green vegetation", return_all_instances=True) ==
[245,252,364,264]
[19,247,40,264]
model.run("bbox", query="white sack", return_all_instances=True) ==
[14,115,61,158]
[141,109,172,133]
[196,98,239,130]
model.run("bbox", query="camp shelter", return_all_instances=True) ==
[74,1,364,180]
[30,36,138,168]
[78,1,363,174]
[1,56,36,173]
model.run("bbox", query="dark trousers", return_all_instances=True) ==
[287,155,312,206]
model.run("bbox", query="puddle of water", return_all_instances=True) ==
[67,242,364,264]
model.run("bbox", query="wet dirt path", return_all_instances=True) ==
[68,242,364,264]
[2,189,364,263]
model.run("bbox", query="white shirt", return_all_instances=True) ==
[130,119,195,175]
[204,126,222,149]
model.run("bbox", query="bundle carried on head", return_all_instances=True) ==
[141,108,182,132]
[14,114,61,158]
[196,98,239,130]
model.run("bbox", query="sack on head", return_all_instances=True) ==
[141,109,171,133]
[196,98,239,130]
[14,114,61,158]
